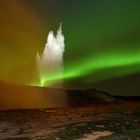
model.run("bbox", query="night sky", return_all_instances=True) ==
[0,0,140,95]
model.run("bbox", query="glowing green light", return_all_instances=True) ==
[39,43,140,87]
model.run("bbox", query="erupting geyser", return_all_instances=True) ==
[36,23,65,87]
[0,24,67,110]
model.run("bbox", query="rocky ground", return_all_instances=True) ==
[0,98,140,140]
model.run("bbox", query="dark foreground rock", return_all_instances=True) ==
[0,99,140,140]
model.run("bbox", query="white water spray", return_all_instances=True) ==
[36,23,65,87]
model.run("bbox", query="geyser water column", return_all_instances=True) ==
[36,24,67,107]
[37,24,65,87]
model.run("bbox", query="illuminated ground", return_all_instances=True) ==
[0,97,140,140]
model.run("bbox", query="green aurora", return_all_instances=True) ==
[35,0,140,87]
[40,43,140,87]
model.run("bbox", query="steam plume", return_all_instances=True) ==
[36,23,65,87]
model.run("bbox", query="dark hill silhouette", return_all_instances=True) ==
[0,80,138,110]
